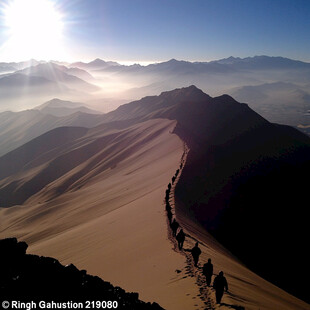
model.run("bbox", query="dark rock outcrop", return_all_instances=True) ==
[0,238,163,309]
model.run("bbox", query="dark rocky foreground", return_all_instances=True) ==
[0,238,163,310]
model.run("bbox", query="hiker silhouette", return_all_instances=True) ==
[165,202,171,212]
[176,229,185,250]
[170,219,179,237]
[189,242,201,267]
[167,209,173,224]
[213,271,228,304]
[203,258,213,286]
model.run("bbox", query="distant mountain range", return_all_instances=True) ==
[68,56,310,131]
[0,59,41,72]
[16,63,99,92]
[210,55,310,69]
[0,55,310,130]
[0,99,104,156]
[231,81,310,127]
[0,62,101,111]
[2,55,310,79]
[70,58,121,70]
[35,98,102,117]
[69,55,310,73]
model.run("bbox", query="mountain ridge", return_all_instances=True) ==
[0,108,104,157]
[35,98,102,116]
[16,63,100,93]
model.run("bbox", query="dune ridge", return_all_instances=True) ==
[0,118,206,309]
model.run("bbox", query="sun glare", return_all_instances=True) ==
[1,0,65,60]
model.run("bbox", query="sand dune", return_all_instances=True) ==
[0,109,104,157]
[0,118,205,309]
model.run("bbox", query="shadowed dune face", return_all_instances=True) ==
[0,109,106,157]
[0,119,175,207]
[170,92,310,303]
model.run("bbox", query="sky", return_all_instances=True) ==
[0,0,310,63]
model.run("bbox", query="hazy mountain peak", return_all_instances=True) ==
[213,93,239,104]
[34,98,101,117]
[88,58,120,67]
[165,58,189,65]
[36,98,85,109]
[212,56,242,64]
[210,55,310,69]
[159,85,211,101]
[167,58,179,63]
[89,58,106,65]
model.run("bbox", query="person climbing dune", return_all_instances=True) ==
[176,229,185,250]
[170,218,179,237]
[167,209,173,224]
[213,271,228,304]
[203,258,213,286]
[185,242,201,267]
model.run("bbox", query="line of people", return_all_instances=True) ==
[164,164,229,305]
[165,168,185,252]
[202,259,228,304]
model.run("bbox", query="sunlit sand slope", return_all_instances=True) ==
[0,118,204,309]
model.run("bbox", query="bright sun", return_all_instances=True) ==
[1,0,65,60]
